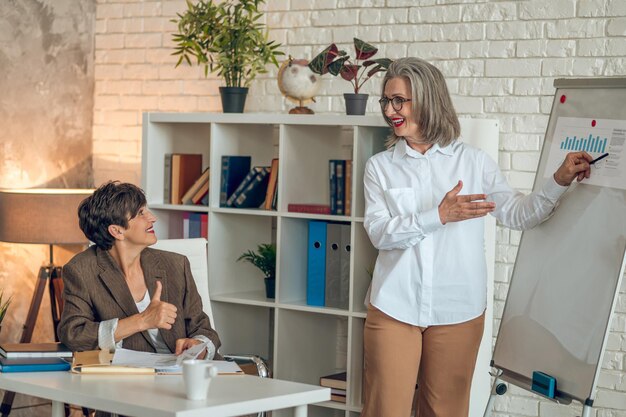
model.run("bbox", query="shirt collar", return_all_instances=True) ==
[392,139,455,160]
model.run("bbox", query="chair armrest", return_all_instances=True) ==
[223,354,271,378]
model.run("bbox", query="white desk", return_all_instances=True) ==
[0,372,330,417]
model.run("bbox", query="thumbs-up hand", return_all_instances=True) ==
[140,281,177,330]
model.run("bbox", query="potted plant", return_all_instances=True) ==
[171,0,284,113]
[237,243,276,299]
[309,38,392,115]
[0,290,12,335]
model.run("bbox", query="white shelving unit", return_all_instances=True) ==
[141,113,498,417]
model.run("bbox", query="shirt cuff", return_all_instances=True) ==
[98,318,119,352]
[543,175,569,202]
[419,206,444,234]
[192,335,216,360]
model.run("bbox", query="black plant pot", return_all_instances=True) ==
[264,277,275,299]
[344,93,369,115]
[219,87,249,113]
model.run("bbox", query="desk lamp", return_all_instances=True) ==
[0,189,93,417]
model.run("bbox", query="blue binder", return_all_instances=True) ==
[0,357,71,373]
[307,220,327,306]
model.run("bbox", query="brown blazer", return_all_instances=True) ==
[58,245,221,354]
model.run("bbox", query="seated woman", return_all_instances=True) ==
[58,181,220,359]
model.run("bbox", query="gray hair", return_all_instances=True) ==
[381,57,460,149]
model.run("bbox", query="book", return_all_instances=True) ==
[71,350,155,375]
[271,180,278,210]
[344,160,352,216]
[200,213,208,238]
[183,212,190,239]
[164,154,172,204]
[319,371,347,390]
[331,393,347,403]
[264,158,279,210]
[287,203,331,215]
[181,167,210,205]
[192,180,210,205]
[219,155,251,207]
[171,154,203,205]
[0,356,71,373]
[329,160,337,214]
[233,167,271,208]
[334,160,346,215]
[0,342,72,358]
[225,166,263,207]
[306,220,327,306]
[189,213,202,238]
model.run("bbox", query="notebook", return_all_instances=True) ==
[0,342,72,358]
[0,356,71,373]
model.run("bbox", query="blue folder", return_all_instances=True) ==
[307,220,327,306]
[0,356,71,373]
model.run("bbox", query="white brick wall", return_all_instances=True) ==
[92,1,626,415]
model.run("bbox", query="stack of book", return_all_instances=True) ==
[329,159,352,215]
[220,156,278,210]
[164,153,206,205]
[319,371,347,403]
[182,212,208,238]
[0,342,72,373]
[180,167,210,205]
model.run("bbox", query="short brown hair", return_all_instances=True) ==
[381,57,460,149]
[78,181,146,250]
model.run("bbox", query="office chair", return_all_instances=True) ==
[151,238,271,417]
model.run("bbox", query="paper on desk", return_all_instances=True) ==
[112,342,207,373]
[111,345,243,375]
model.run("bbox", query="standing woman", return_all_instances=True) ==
[59,181,220,358]
[361,57,592,417]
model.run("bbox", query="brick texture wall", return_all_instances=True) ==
[93,1,626,415]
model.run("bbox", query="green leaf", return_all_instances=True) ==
[340,64,359,81]
[327,56,349,76]
[237,243,276,278]
[170,0,282,85]
[354,38,378,60]
[363,58,392,68]
[308,44,339,75]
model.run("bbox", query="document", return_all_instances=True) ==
[112,341,208,373]
[111,345,244,375]
[544,117,626,190]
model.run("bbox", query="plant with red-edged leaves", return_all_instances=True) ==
[308,38,392,94]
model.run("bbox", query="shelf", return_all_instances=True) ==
[211,207,277,216]
[281,212,352,221]
[276,300,351,317]
[150,204,209,212]
[211,290,276,307]
[141,112,498,417]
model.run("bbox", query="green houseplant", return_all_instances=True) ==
[172,0,283,113]
[237,243,276,299]
[309,38,392,115]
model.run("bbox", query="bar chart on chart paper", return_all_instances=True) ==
[544,117,626,190]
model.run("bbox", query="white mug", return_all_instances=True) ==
[182,359,218,401]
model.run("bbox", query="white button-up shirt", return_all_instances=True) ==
[364,139,567,327]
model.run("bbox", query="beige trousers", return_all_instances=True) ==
[361,305,485,417]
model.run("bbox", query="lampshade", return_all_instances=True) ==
[0,189,94,244]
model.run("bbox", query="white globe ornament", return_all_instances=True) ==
[277,57,320,114]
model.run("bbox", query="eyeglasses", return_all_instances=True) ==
[379,96,412,112]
